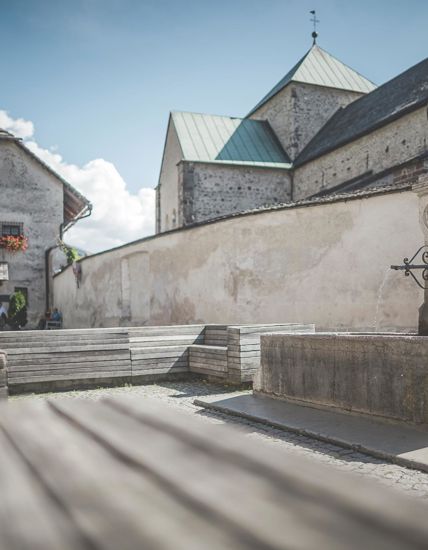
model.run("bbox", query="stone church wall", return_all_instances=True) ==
[294,106,428,200]
[179,162,291,225]
[250,82,362,160]
[0,141,64,326]
[53,189,421,332]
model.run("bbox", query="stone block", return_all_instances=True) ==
[257,333,428,425]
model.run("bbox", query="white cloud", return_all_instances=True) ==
[0,110,155,253]
[0,111,34,139]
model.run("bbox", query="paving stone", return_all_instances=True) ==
[10,380,428,501]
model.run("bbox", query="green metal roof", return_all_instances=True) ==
[248,44,376,116]
[172,111,291,168]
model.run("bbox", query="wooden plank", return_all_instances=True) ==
[0,429,84,550]
[227,344,260,352]
[190,368,227,378]
[10,371,131,384]
[131,349,188,361]
[8,363,131,378]
[189,345,227,354]
[1,338,129,349]
[0,400,249,550]
[8,353,130,367]
[189,357,228,368]
[1,397,428,548]
[189,365,228,374]
[129,336,204,347]
[227,350,260,359]
[128,326,205,338]
[7,343,130,355]
[56,397,428,550]
[131,355,189,365]
[132,367,189,376]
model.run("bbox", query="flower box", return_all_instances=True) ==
[0,235,28,253]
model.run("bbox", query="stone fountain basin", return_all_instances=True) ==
[255,332,428,427]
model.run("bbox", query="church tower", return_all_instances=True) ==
[248,44,376,160]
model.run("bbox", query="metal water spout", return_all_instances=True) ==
[391,245,428,289]
[391,244,428,335]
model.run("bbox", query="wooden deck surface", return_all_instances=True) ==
[1,396,428,549]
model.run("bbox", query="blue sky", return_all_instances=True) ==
[0,0,426,252]
[1,0,427,194]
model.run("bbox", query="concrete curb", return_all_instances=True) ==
[194,395,428,473]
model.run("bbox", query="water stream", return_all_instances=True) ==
[373,268,392,332]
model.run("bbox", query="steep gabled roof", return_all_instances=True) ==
[248,44,376,116]
[296,56,428,167]
[172,111,291,168]
[0,131,91,226]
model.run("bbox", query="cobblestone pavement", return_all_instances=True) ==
[12,379,428,500]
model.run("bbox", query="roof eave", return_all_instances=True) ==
[177,159,292,170]
[295,98,428,168]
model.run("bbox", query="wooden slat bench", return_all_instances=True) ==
[188,344,228,379]
[0,323,316,394]
[0,328,131,394]
[0,396,427,549]
[0,349,7,399]
[227,324,316,383]
[129,325,205,382]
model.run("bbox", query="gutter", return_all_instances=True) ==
[46,204,93,310]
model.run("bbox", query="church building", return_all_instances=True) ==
[156,41,428,233]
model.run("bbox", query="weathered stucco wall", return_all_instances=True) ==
[0,141,63,326]
[54,190,422,332]
[294,107,428,200]
[157,122,183,232]
[179,162,291,225]
[250,83,362,160]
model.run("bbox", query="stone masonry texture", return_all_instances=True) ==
[250,82,363,161]
[0,140,64,327]
[179,161,291,225]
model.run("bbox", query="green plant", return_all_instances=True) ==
[59,241,80,265]
[65,247,80,264]
[8,291,27,329]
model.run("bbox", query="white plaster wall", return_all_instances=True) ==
[294,107,428,200]
[251,83,362,160]
[54,190,422,332]
[157,122,183,232]
[0,141,63,326]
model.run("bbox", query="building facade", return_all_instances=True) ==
[156,43,428,233]
[0,130,90,328]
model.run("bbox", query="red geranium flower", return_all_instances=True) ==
[0,235,28,252]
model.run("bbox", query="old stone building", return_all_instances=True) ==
[156,42,428,233]
[0,129,90,327]
[53,44,428,333]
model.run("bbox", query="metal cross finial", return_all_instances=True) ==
[310,10,319,44]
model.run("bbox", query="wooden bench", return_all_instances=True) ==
[0,349,7,399]
[46,320,62,330]
[0,396,426,549]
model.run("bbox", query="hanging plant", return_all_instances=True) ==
[58,240,80,265]
[0,235,28,252]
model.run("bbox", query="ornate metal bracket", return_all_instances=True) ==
[391,245,428,289]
